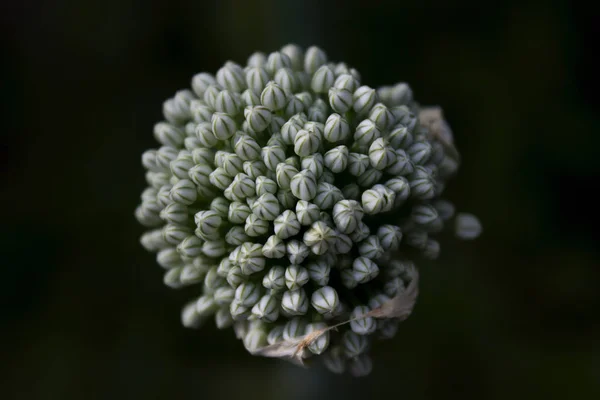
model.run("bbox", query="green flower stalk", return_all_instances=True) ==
[135,44,482,377]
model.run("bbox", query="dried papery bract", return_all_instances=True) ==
[135,44,481,377]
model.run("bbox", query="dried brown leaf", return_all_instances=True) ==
[366,265,419,320]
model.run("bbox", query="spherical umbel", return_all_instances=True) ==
[135,43,481,378]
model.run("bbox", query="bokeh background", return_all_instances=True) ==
[2,0,599,399]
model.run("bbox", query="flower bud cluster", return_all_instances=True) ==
[136,44,481,377]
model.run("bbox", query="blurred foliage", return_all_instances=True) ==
[1,0,598,399]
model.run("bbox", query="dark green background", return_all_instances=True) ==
[2,1,599,399]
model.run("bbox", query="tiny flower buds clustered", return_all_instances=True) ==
[136,44,482,377]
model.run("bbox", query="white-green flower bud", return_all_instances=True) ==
[247,51,267,67]
[382,276,405,297]
[372,184,396,212]
[259,145,285,172]
[273,163,296,189]
[275,188,296,210]
[269,114,286,134]
[290,169,318,201]
[260,82,287,111]
[155,146,178,172]
[361,188,386,215]
[367,293,390,310]
[242,105,272,133]
[213,285,235,306]
[180,264,205,286]
[354,119,381,147]
[377,224,403,251]
[332,200,361,232]
[324,145,349,173]
[156,247,183,269]
[266,324,284,344]
[358,235,384,260]
[141,229,168,252]
[169,179,197,205]
[313,182,343,210]
[387,125,413,149]
[162,224,191,245]
[280,120,301,145]
[211,112,237,140]
[308,105,327,123]
[327,87,353,114]
[159,202,188,225]
[291,201,318,227]
[191,72,217,97]
[265,51,292,74]
[455,212,482,240]
[227,201,251,224]
[251,294,280,322]
[304,46,327,74]
[353,86,377,115]
[214,90,241,115]
[310,285,339,315]
[229,173,256,198]
[217,258,234,277]
[384,177,410,206]
[407,141,432,165]
[177,235,203,258]
[154,122,185,148]
[285,264,310,290]
[294,129,321,157]
[346,153,369,177]
[349,221,370,243]
[303,221,337,255]
[183,136,203,151]
[422,239,440,260]
[341,268,358,289]
[368,138,396,170]
[234,281,261,308]
[306,261,330,286]
[249,193,279,221]
[182,301,204,328]
[294,93,313,111]
[352,257,379,283]
[323,114,350,143]
[334,73,359,92]
[280,44,303,70]
[240,160,266,180]
[194,122,218,147]
[225,225,249,246]
[369,103,395,130]
[245,66,270,95]
[274,67,298,92]
[202,85,221,109]
[301,154,324,179]
[216,62,245,92]
[209,197,230,218]
[304,322,330,355]
[331,233,350,255]
[240,88,261,107]
[227,265,247,288]
[190,101,214,124]
[273,210,301,239]
[202,239,227,258]
[267,133,286,149]
[389,82,413,105]
[311,65,335,93]
[411,203,439,225]
[194,294,218,317]
[282,317,307,341]
[208,167,232,190]
[286,240,310,265]
[244,214,269,237]
[281,288,309,316]
[258,236,283,260]
[356,167,383,188]
[194,210,222,240]
[229,300,251,321]
[283,96,304,119]
[192,147,215,166]
[410,176,436,200]
[233,134,261,161]
[215,307,234,329]
[142,150,159,172]
[203,266,225,292]
[262,265,286,291]
[342,331,369,358]
[349,305,376,335]
[385,149,413,176]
